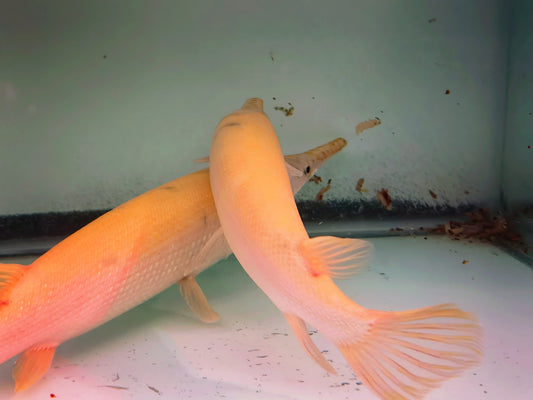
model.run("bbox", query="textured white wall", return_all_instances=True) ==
[502,0,533,210]
[0,0,509,215]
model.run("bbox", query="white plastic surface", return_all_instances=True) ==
[0,235,531,399]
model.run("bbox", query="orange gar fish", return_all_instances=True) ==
[0,137,347,392]
[208,98,483,400]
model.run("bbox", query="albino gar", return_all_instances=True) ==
[0,137,347,392]
[208,98,483,400]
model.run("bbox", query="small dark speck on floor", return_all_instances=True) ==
[147,385,161,395]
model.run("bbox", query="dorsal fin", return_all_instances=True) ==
[241,97,264,112]
[0,263,26,305]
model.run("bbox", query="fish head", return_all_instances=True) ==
[284,137,347,194]
[240,97,264,112]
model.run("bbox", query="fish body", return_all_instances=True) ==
[209,98,483,400]
[0,137,347,391]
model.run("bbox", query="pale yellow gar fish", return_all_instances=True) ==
[0,137,347,392]
[208,98,483,400]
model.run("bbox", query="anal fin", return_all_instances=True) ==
[0,263,27,306]
[283,313,336,375]
[13,344,58,392]
[178,276,220,323]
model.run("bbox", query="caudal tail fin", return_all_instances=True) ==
[336,303,482,400]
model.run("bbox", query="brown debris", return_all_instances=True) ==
[356,178,368,193]
[147,385,161,395]
[433,208,523,244]
[274,103,295,117]
[462,260,469,265]
[315,179,332,202]
[356,118,381,135]
[309,175,322,185]
[377,189,392,211]
[101,385,129,390]
[429,189,438,199]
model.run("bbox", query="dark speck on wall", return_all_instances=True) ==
[445,89,450,95]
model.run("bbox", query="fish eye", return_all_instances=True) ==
[305,166,311,174]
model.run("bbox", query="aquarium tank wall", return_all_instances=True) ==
[1,0,524,217]
[0,1,532,399]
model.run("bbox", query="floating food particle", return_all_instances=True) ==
[309,175,322,184]
[429,189,438,199]
[462,260,470,264]
[315,179,332,202]
[355,118,381,135]
[355,178,368,192]
[274,105,295,117]
[465,190,470,195]
[377,188,392,210]
[428,18,437,23]
[528,145,531,149]
[445,89,451,95]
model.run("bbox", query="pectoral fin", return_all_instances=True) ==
[178,276,220,323]
[300,236,373,279]
[177,227,231,323]
[283,313,336,375]
[13,345,57,392]
[0,263,26,306]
